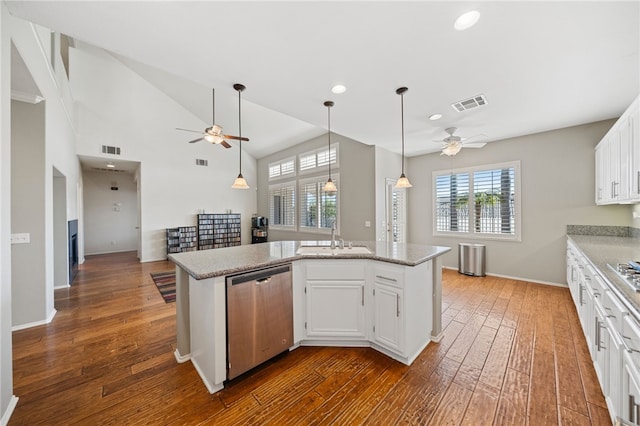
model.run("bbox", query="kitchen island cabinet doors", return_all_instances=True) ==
[304,260,367,340]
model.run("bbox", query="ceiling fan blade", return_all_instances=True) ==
[224,134,250,142]
[188,137,204,143]
[464,142,487,148]
[176,127,203,134]
[462,134,488,142]
[221,140,232,149]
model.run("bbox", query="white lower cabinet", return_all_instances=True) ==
[297,258,432,365]
[373,279,404,353]
[303,260,366,339]
[306,280,366,338]
[567,239,640,424]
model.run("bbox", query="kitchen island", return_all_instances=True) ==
[169,240,450,394]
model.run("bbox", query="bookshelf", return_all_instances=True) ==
[197,213,241,250]
[166,226,198,257]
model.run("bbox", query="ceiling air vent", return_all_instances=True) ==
[91,167,127,173]
[451,94,488,112]
[101,145,121,155]
[195,159,209,166]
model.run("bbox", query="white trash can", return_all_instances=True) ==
[458,243,486,277]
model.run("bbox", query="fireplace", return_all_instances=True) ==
[68,219,78,284]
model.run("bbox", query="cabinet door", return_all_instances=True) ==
[306,280,366,338]
[623,350,640,424]
[619,116,632,201]
[629,104,640,201]
[373,282,404,353]
[593,300,610,397]
[595,143,607,204]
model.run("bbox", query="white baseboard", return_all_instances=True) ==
[174,349,190,363]
[0,395,18,426]
[12,309,57,332]
[54,284,70,290]
[442,266,566,287]
[190,358,224,395]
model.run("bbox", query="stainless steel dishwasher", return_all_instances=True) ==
[226,263,293,380]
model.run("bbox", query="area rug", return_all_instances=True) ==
[150,271,176,303]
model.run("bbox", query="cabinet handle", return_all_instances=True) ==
[361,286,364,306]
[396,294,400,317]
[637,171,640,195]
[595,317,601,351]
[622,335,640,353]
[376,275,397,283]
[604,306,616,318]
[579,284,585,306]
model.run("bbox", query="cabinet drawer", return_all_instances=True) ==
[374,264,404,288]
[305,261,366,280]
[602,288,628,331]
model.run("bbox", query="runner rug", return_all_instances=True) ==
[150,271,176,303]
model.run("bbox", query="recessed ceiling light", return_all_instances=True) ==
[331,85,347,94]
[454,10,480,31]
[429,113,443,121]
[106,162,115,168]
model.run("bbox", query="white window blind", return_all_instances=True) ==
[268,158,296,180]
[299,175,339,231]
[391,187,406,243]
[269,183,296,229]
[298,144,339,173]
[433,161,520,240]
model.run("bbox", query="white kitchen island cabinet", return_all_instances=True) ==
[169,240,450,395]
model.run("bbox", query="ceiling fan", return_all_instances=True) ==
[434,127,487,156]
[176,88,249,148]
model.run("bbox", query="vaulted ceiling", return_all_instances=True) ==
[6,1,639,159]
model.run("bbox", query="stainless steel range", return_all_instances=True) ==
[608,261,640,292]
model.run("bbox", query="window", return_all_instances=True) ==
[269,183,296,229]
[268,157,296,180]
[299,175,339,232]
[433,161,520,240]
[298,144,338,173]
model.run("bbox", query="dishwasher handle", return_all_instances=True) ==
[228,263,291,286]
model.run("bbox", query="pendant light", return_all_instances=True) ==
[323,101,337,193]
[203,88,225,144]
[231,83,250,189]
[395,87,412,188]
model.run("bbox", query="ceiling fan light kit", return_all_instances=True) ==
[322,100,337,194]
[395,87,412,189]
[231,83,250,190]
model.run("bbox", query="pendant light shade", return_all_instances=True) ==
[322,100,337,193]
[231,83,250,189]
[395,87,412,189]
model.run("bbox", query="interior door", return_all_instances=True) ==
[386,179,407,243]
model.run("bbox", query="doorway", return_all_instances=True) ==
[52,167,68,287]
[385,178,407,243]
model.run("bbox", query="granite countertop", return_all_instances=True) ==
[168,240,451,280]
[568,234,640,318]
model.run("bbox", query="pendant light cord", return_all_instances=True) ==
[238,88,242,174]
[400,91,405,175]
[212,88,215,124]
[327,104,331,179]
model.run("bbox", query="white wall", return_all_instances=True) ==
[407,120,632,285]
[11,100,46,327]
[70,44,257,261]
[83,170,138,255]
[257,133,376,242]
[0,3,16,422]
[2,10,83,422]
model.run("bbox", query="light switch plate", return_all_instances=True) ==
[364,221,371,227]
[11,233,30,244]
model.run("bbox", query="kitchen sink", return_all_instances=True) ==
[296,245,372,256]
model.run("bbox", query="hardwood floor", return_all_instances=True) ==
[10,251,610,425]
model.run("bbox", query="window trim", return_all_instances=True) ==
[268,156,297,181]
[298,173,340,235]
[297,143,340,175]
[432,160,521,242]
[268,181,296,231]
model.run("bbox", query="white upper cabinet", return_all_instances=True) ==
[596,95,640,205]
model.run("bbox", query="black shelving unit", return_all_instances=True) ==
[166,226,197,257]
[198,213,241,250]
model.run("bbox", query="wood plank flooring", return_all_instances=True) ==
[9,251,611,425]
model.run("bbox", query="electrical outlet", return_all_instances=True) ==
[365,221,371,227]
[11,233,30,244]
